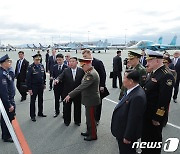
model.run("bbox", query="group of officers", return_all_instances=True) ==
[111,49,179,154]
[0,48,179,154]
[0,49,107,143]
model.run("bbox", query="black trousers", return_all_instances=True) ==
[45,62,49,72]
[16,79,27,99]
[49,78,53,90]
[30,85,44,118]
[112,71,122,88]
[173,76,180,100]
[1,110,15,140]
[141,119,163,154]
[53,85,63,114]
[85,106,97,138]
[63,97,81,124]
[94,99,102,122]
[117,139,136,154]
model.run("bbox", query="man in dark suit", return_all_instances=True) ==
[52,54,68,117]
[112,50,122,88]
[82,49,106,125]
[140,49,147,67]
[111,70,147,154]
[55,57,84,126]
[15,51,29,101]
[45,50,50,72]
[64,53,71,66]
[171,51,180,103]
[48,49,57,91]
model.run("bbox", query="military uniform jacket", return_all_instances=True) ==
[143,65,175,123]
[0,67,14,110]
[69,68,101,107]
[26,63,46,90]
[134,63,147,87]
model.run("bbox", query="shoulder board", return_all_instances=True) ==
[161,67,170,74]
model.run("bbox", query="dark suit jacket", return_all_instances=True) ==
[45,53,49,62]
[92,58,106,87]
[111,86,146,141]
[113,55,122,73]
[140,56,147,67]
[175,58,180,77]
[57,67,85,99]
[48,55,57,76]
[52,64,68,91]
[15,58,29,83]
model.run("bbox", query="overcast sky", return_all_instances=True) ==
[0,0,180,45]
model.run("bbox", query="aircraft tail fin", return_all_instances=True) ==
[39,43,43,47]
[33,44,37,48]
[170,35,177,45]
[158,37,163,44]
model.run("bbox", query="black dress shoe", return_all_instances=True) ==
[20,97,26,102]
[64,122,70,126]
[174,99,178,103]
[53,113,59,118]
[84,136,97,141]
[3,138,13,143]
[81,132,89,136]
[96,121,99,126]
[31,117,36,122]
[38,114,47,117]
[75,122,80,126]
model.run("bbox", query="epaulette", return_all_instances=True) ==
[161,67,169,74]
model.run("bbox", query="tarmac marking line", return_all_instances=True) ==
[12,118,32,154]
[104,97,180,130]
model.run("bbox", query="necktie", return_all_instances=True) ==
[115,92,127,110]
[18,60,21,73]
[58,65,61,71]
[72,70,76,80]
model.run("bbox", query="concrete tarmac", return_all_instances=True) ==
[0,49,179,154]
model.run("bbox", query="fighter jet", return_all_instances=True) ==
[129,35,179,51]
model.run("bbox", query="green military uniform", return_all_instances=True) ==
[69,65,100,140]
[134,63,147,86]
[119,51,147,99]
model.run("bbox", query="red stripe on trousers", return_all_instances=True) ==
[90,107,96,138]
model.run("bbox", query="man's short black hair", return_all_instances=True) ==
[18,51,24,54]
[117,50,121,54]
[125,69,140,83]
[56,54,64,59]
[70,57,78,61]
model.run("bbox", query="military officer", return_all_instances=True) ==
[26,54,47,122]
[119,50,147,99]
[141,50,175,154]
[0,54,15,142]
[64,58,101,141]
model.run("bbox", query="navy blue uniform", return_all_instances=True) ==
[0,67,15,140]
[26,63,46,118]
[142,65,175,154]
